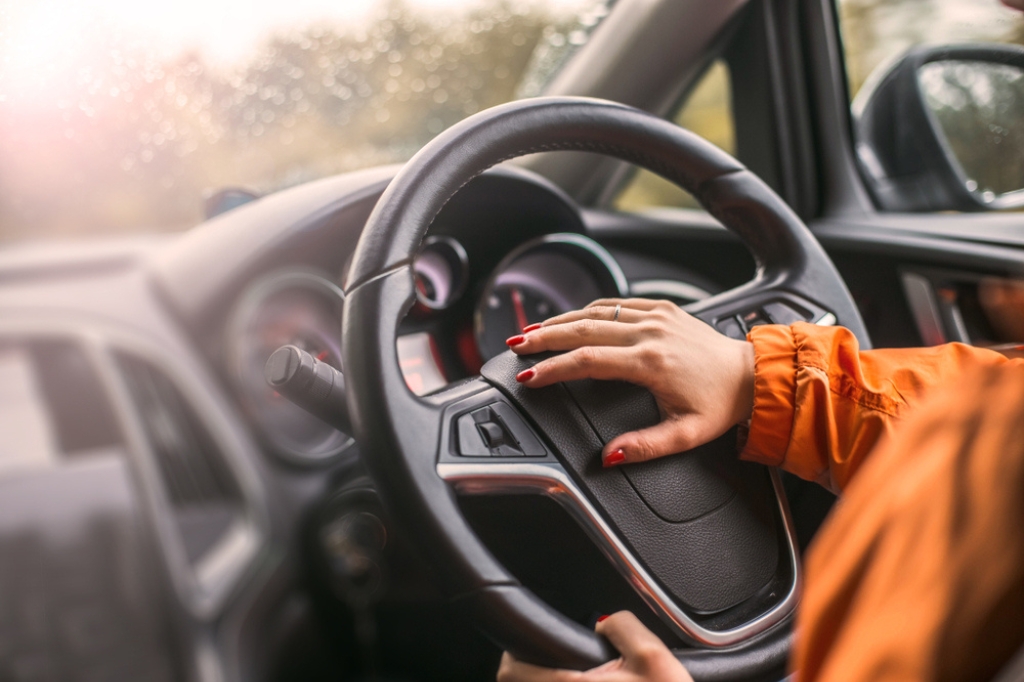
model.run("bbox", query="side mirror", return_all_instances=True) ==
[854,43,1024,212]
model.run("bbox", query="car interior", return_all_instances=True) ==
[1,0,1022,680]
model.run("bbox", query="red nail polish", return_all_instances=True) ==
[523,323,542,333]
[506,335,525,347]
[604,448,626,467]
[516,368,535,383]
[597,615,610,623]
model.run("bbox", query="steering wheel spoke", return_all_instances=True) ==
[439,449,801,648]
[684,281,838,340]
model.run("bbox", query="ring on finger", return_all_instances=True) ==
[612,304,621,322]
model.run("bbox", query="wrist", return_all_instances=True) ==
[732,340,756,424]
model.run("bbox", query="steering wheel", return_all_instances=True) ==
[341,97,869,679]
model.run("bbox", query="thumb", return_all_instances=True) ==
[595,612,667,662]
[601,416,709,467]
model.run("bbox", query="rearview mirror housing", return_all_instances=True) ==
[854,43,1024,212]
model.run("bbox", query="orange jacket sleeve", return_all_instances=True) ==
[739,322,1011,492]
[748,331,1024,682]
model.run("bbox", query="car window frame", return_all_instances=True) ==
[595,0,824,221]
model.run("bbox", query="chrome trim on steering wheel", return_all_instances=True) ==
[437,460,800,647]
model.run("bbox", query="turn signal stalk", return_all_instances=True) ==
[264,344,352,436]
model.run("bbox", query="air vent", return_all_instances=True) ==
[28,339,122,456]
[0,337,123,475]
[114,352,241,562]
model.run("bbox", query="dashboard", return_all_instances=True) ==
[0,164,738,681]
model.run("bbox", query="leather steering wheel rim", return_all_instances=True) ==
[342,97,868,678]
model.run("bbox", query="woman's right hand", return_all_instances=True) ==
[506,298,755,467]
[497,612,693,682]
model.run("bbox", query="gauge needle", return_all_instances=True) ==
[511,287,529,332]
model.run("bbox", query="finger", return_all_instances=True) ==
[601,417,712,467]
[517,347,643,387]
[537,305,645,329]
[586,298,667,311]
[595,612,669,662]
[511,319,641,354]
[497,652,583,682]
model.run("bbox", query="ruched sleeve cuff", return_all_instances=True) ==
[740,324,799,467]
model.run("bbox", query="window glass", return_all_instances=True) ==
[0,0,611,244]
[614,60,735,212]
[837,0,1024,212]
[920,60,1024,198]
[837,0,1024,102]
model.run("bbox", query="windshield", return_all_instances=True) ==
[0,0,611,244]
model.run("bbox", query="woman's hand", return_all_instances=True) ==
[497,611,693,682]
[507,298,754,466]
[979,277,1024,342]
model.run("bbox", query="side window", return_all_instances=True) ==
[613,60,736,212]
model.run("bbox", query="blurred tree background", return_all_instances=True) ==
[2,0,1023,242]
[0,0,606,243]
[839,0,1024,98]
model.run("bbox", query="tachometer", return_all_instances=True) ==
[228,270,352,465]
[475,234,628,361]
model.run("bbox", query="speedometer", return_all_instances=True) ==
[475,234,629,361]
[228,270,353,465]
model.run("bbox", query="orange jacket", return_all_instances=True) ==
[740,323,1024,681]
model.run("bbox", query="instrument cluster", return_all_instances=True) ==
[398,232,629,395]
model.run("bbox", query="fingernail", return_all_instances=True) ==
[597,614,610,623]
[603,448,626,467]
[506,335,525,347]
[523,323,542,333]
[516,368,535,383]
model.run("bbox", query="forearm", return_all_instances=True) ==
[740,322,1012,492]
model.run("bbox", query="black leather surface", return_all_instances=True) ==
[345,98,744,291]
[564,377,741,523]
[482,351,779,615]
[676,618,793,682]
[455,585,617,669]
[345,272,515,593]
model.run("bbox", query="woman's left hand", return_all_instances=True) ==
[496,611,693,682]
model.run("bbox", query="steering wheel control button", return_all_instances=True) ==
[478,420,507,447]
[264,344,352,435]
[740,309,771,331]
[456,409,491,456]
[455,402,545,457]
[489,402,545,456]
